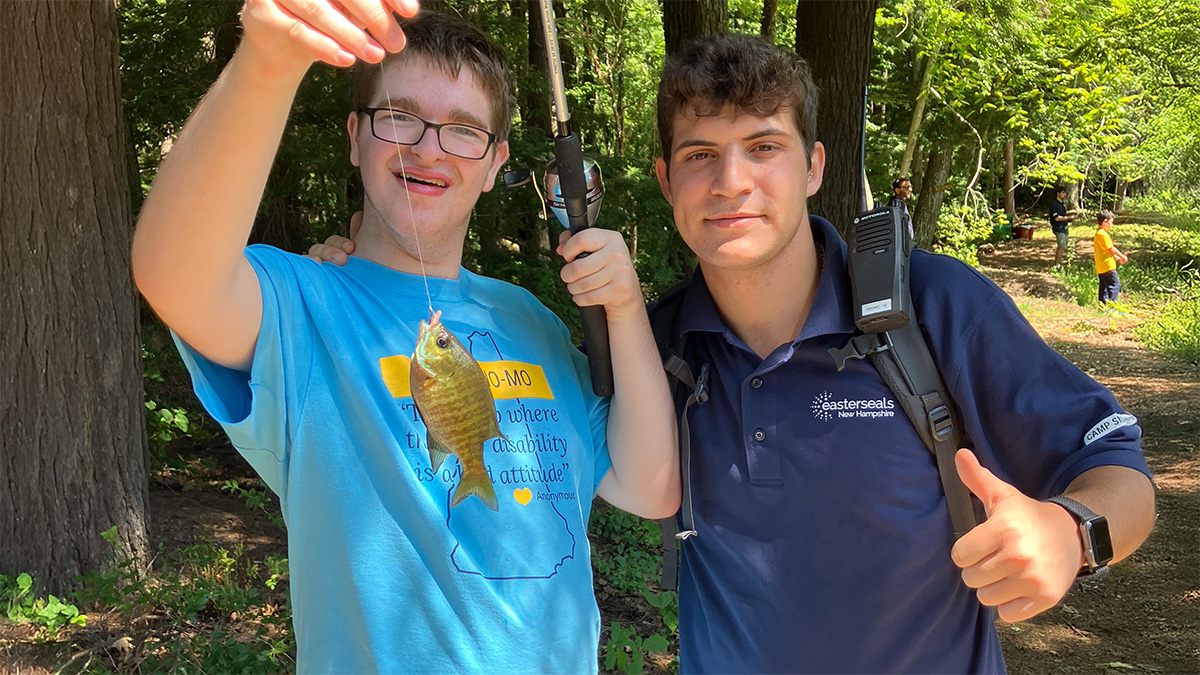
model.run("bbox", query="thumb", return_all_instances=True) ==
[954,448,1018,515]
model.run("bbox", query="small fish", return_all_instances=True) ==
[410,310,503,511]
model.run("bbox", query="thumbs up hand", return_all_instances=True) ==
[950,449,1086,622]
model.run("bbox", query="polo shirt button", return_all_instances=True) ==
[750,377,763,389]
[753,429,766,442]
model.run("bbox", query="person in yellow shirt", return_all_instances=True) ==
[1094,209,1129,305]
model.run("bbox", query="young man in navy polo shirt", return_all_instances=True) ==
[649,34,1155,673]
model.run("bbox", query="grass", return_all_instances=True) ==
[1049,217,1200,366]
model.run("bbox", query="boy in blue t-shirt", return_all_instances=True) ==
[131,5,679,673]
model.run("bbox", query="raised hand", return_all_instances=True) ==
[239,0,419,78]
[950,449,1085,622]
[557,229,643,322]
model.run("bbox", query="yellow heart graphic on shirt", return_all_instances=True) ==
[514,488,533,505]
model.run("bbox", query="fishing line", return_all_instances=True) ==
[379,60,435,318]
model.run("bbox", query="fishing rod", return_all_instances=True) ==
[536,0,614,397]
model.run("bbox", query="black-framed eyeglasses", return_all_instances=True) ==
[359,107,497,160]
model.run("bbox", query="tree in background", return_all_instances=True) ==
[1,0,150,592]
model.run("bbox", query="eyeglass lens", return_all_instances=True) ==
[372,110,491,159]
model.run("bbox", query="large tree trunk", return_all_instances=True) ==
[662,0,728,56]
[912,142,953,249]
[2,0,150,593]
[1003,139,1016,228]
[795,0,878,236]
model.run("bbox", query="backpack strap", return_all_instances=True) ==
[829,321,978,540]
[648,279,705,590]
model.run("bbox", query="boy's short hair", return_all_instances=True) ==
[657,33,818,165]
[350,12,515,141]
[893,176,911,190]
[1055,185,1067,195]
[1098,209,1115,224]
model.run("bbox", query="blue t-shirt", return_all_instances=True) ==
[1050,199,1070,234]
[672,217,1150,674]
[173,245,613,674]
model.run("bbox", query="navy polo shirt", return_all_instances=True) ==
[1050,199,1069,234]
[673,216,1149,674]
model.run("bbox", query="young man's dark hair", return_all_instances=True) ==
[350,12,515,141]
[1098,209,1116,223]
[893,176,911,190]
[656,33,818,165]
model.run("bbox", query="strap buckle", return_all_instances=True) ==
[828,332,894,371]
[928,404,953,442]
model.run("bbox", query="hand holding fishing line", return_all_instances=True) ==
[238,0,417,77]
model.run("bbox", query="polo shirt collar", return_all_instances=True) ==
[677,215,858,347]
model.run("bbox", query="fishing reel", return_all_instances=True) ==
[502,157,604,231]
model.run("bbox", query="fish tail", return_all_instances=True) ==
[452,469,498,511]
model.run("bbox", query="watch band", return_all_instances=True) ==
[1047,495,1114,576]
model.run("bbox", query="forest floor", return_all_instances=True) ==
[2,229,1197,674]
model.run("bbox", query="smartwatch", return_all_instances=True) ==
[1047,495,1114,577]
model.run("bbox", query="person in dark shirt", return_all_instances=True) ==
[888,176,914,239]
[313,32,1157,675]
[1050,186,1077,268]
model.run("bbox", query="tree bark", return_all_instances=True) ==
[912,142,953,249]
[795,0,878,236]
[1003,139,1016,228]
[1115,179,1128,212]
[899,46,938,177]
[662,0,728,56]
[2,0,150,592]
[761,0,778,40]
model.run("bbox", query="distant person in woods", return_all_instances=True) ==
[1050,185,1078,268]
[888,175,914,238]
[314,31,1156,675]
[1094,209,1129,306]
[130,3,679,672]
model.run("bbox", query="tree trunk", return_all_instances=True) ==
[899,46,938,177]
[662,0,728,56]
[761,0,778,40]
[1068,180,1082,211]
[912,142,953,249]
[524,0,552,137]
[1003,139,1016,227]
[2,0,150,593]
[795,0,878,236]
[1115,179,1128,212]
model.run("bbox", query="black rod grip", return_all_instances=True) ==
[553,133,613,396]
[554,133,590,234]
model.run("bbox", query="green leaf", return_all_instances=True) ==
[16,573,32,593]
[642,634,670,652]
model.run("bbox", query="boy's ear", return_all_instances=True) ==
[654,157,673,206]
[348,111,362,167]
[805,142,826,197]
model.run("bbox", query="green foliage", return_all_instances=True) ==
[74,533,295,671]
[604,622,671,675]
[0,572,87,641]
[932,205,1007,265]
[221,480,288,530]
[1135,297,1200,364]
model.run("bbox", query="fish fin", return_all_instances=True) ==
[451,470,499,511]
[426,432,453,472]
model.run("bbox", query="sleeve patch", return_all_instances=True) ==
[1084,413,1138,445]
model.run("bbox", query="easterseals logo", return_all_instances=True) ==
[811,391,896,421]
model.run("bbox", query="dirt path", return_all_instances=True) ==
[979,233,1199,674]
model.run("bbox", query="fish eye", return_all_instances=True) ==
[436,335,449,349]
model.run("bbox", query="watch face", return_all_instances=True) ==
[1085,516,1115,566]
